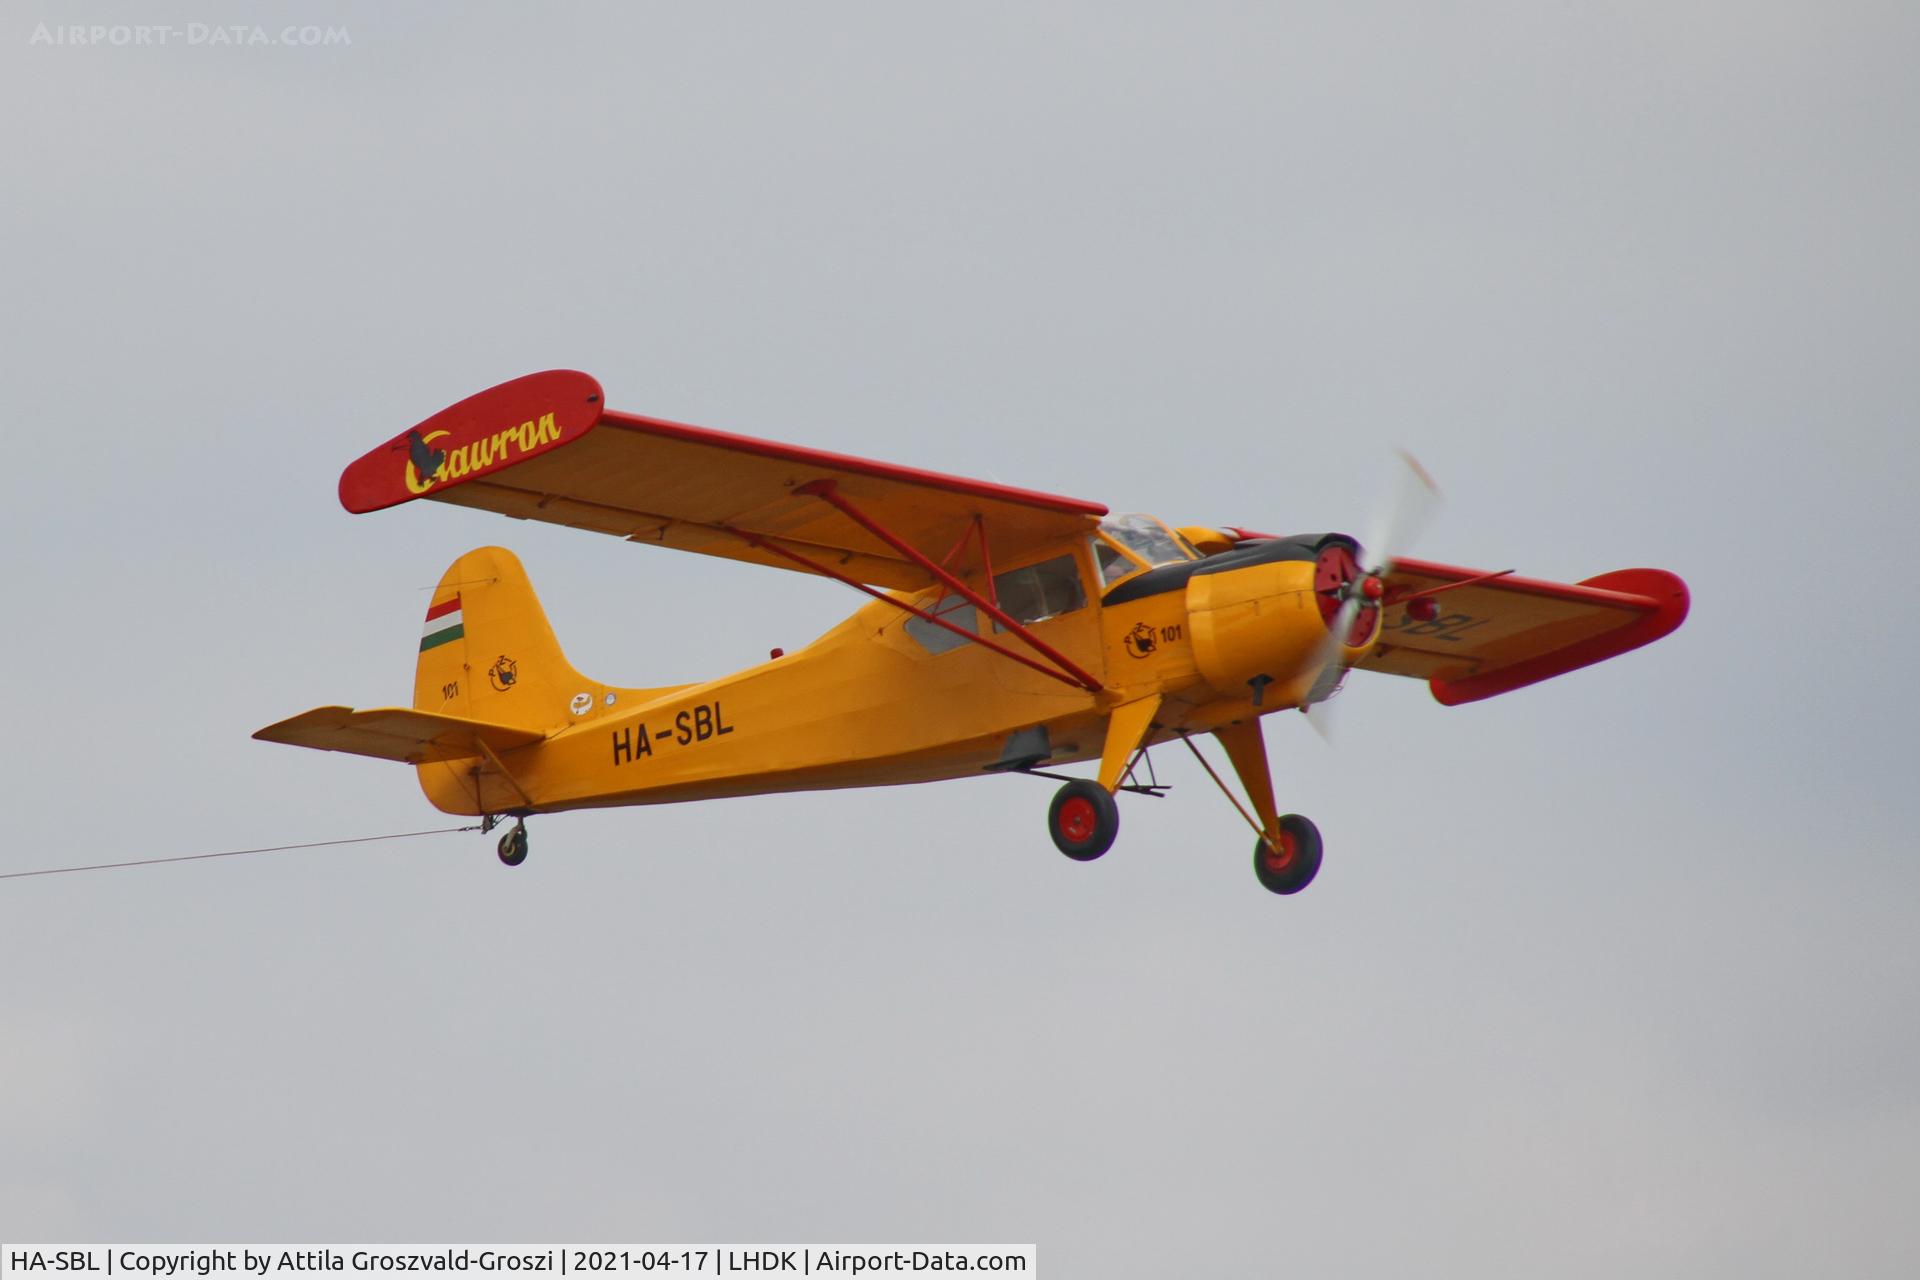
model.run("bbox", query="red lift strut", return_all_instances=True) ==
[727,480,1104,694]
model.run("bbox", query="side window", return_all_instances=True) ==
[1091,536,1140,587]
[991,554,1087,631]
[904,593,979,655]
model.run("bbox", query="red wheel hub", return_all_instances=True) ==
[1057,795,1098,843]
[1262,829,1297,875]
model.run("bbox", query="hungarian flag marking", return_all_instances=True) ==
[421,595,463,652]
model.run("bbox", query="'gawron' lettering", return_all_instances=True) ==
[405,412,562,494]
[612,701,735,765]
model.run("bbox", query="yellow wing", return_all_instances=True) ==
[338,370,1107,589]
[1357,559,1690,704]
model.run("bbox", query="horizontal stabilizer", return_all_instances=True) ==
[252,706,545,764]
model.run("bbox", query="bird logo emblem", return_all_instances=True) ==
[406,429,447,487]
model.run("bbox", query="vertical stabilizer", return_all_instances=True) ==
[414,546,603,734]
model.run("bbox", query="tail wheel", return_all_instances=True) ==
[1253,814,1322,895]
[497,821,529,867]
[1049,779,1119,862]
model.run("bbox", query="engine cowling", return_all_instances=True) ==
[1185,535,1377,705]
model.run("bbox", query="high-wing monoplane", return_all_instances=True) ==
[257,371,1688,894]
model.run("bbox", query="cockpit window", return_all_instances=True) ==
[990,554,1087,631]
[1097,514,1194,582]
[1091,536,1137,587]
[1101,513,1192,567]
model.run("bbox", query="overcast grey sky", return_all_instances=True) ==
[4,2,1917,1275]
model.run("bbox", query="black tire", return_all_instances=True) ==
[1049,779,1119,861]
[1253,814,1321,895]
[497,824,529,867]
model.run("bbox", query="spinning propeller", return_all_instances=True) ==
[1302,450,1443,741]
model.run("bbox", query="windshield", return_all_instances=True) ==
[1099,514,1192,569]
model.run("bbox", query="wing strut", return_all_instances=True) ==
[937,514,999,605]
[732,529,1095,689]
[721,479,1103,693]
[794,480,1103,692]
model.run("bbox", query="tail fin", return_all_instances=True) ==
[415,545,609,733]
[257,546,680,814]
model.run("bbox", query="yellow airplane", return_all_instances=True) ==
[256,370,1689,894]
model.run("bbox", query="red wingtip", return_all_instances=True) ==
[337,370,605,513]
[1429,567,1690,705]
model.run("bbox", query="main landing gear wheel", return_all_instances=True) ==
[1049,779,1119,862]
[1253,814,1322,895]
[496,820,529,867]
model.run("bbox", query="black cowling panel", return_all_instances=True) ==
[1100,533,1357,605]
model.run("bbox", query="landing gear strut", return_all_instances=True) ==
[1045,695,1157,863]
[496,818,529,867]
[1186,723,1327,897]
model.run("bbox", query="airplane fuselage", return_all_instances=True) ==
[415,535,1349,817]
